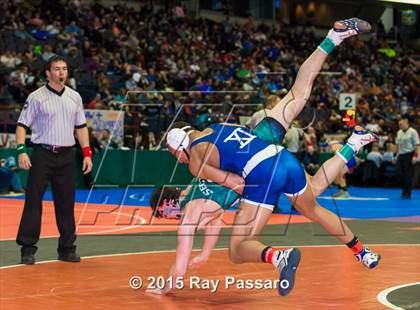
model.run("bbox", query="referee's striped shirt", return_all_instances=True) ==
[17,84,87,146]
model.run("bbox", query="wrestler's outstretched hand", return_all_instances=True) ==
[188,253,208,269]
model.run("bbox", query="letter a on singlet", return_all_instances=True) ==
[223,128,256,149]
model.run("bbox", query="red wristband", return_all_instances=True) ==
[82,146,92,158]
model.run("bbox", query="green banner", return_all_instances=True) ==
[0,148,193,189]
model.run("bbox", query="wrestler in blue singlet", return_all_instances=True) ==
[190,122,307,210]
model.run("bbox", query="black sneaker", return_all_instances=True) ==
[275,248,301,296]
[21,253,35,265]
[58,252,81,262]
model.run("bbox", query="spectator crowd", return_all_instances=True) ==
[0,0,419,190]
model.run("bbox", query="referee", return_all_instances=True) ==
[15,55,93,265]
[396,117,420,199]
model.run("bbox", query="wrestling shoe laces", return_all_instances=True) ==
[355,246,381,269]
[334,18,372,34]
[327,18,371,46]
[347,126,378,153]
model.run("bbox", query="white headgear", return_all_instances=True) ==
[166,126,192,151]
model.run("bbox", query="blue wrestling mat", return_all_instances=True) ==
[2,187,419,220]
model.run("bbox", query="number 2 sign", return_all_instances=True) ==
[339,93,357,110]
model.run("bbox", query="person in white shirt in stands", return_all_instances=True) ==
[365,116,382,135]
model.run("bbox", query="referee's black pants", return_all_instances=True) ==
[396,152,414,197]
[16,146,77,256]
